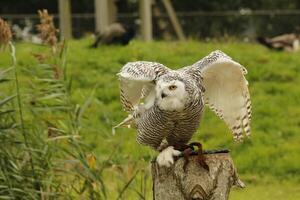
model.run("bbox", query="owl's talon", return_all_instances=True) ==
[183,147,193,171]
[179,142,209,171]
[189,142,209,171]
[156,146,181,167]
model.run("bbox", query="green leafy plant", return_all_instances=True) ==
[0,14,144,200]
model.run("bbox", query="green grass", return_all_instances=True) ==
[1,38,300,199]
[230,179,300,200]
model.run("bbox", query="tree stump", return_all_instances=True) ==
[151,150,245,200]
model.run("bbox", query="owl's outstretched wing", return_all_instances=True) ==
[118,61,169,112]
[188,50,251,141]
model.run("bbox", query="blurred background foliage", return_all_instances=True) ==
[2,0,300,13]
[1,0,300,38]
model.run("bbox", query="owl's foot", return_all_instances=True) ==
[182,147,193,171]
[182,142,209,171]
[156,146,181,167]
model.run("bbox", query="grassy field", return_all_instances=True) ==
[230,179,300,200]
[1,38,300,199]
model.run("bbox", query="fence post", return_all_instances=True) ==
[139,0,153,41]
[95,0,117,34]
[95,0,108,33]
[58,0,72,40]
[162,0,186,41]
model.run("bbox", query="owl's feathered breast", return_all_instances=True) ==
[136,95,204,149]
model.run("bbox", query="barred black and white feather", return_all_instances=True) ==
[186,50,252,141]
[118,61,169,112]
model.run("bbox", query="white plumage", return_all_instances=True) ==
[115,50,252,166]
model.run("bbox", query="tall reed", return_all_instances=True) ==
[0,13,147,199]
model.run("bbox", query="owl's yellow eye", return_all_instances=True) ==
[168,85,177,90]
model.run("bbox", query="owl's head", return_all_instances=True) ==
[156,79,189,111]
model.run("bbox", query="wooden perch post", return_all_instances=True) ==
[151,151,245,200]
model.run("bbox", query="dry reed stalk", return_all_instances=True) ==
[0,17,12,50]
[36,9,59,53]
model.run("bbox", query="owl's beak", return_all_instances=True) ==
[161,93,167,98]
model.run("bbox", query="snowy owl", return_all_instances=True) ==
[115,50,251,167]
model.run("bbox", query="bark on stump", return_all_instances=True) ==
[151,151,245,200]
